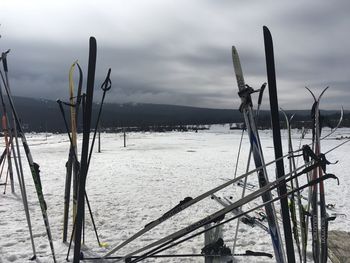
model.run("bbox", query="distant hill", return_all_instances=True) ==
[0,96,348,132]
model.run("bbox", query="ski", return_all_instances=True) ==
[63,61,83,242]
[1,51,55,261]
[1,115,14,193]
[232,45,285,262]
[263,25,295,263]
[305,87,328,263]
[280,109,303,262]
[73,36,97,263]
[71,62,83,225]
[309,87,330,263]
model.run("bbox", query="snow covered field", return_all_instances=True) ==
[0,125,349,263]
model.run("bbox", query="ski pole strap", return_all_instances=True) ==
[69,61,83,104]
[101,68,112,91]
[81,93,86,119]
[1,50,10,72]
[257,82,267,106]
[302,144,316,162]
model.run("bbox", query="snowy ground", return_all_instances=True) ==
[0,125,349,263]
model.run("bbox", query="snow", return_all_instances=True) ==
[0,125,349,262]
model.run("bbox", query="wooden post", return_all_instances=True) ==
[204,224,230,263]
[98,125,101,153]
[123,128,126,147]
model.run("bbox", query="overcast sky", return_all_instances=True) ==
[1,0,349,111]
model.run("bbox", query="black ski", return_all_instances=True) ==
[73,36,97,263]
[263,25,295,263]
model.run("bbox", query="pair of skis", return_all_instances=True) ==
[307,87,336,263]
[62,61,83,243]
[72,37,97,263]
[71,37,112,262]
[235,27,339,263]
[231,26,295,263]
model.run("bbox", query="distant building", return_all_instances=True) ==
[230,123,245,130]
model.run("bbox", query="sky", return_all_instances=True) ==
[0,0,349,110]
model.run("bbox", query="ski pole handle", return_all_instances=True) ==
[101,68,112,91]
[1,49,10,72]
[257,82,267,106]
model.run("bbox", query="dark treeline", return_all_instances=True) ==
[0,96,348,132]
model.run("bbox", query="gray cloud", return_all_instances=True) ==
[1,0,349,110]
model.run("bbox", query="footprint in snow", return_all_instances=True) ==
[3,242,16,247]
[6,255,17,262]
[39,243,47,249]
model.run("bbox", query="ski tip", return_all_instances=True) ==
[89,36,97,47]
[232,46,238,56]
[263,26,273,47]
[290,113,295,122]
[305,86,316,101]
[263,25,270,33]
[3,49,10,55]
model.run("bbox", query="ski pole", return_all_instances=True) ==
[87,68,111,167]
